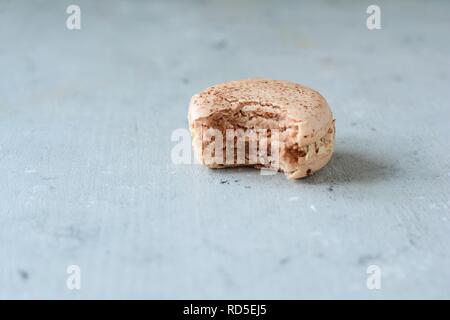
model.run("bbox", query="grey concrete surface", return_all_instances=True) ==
[0,0,449,299]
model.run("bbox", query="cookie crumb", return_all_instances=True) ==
[18,269,29,280]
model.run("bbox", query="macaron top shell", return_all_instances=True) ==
[188,79,334,147]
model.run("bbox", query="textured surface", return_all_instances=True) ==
[188,79,333,138]
[1,0,449,299]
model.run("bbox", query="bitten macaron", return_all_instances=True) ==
[188,79,335,179]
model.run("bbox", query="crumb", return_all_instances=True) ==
[18,269,29,280]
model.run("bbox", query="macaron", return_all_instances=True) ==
[188,79,335,179]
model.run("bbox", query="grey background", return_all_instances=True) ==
[1,0,449,299]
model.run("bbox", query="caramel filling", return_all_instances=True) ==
[190,106,335,176]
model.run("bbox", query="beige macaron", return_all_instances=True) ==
[188,79,335,179]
